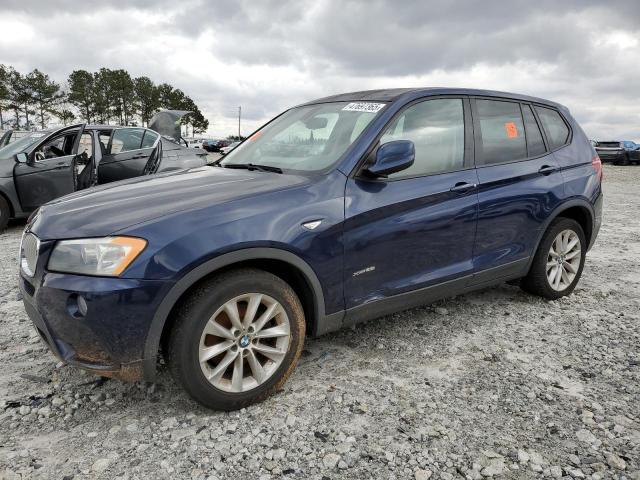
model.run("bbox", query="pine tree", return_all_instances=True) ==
[134,76,159,126]
[67,70,95,123]
[0,64,9,129]
[25,69,65,129]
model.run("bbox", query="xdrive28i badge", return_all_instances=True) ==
[353,266,376,277]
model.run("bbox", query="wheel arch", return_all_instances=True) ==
[526,198,595,272]
[142,248,326,380]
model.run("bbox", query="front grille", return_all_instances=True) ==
[20,232,40,277]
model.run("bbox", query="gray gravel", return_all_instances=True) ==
[1,165,639,480]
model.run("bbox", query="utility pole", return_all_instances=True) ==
[238,106,241,139]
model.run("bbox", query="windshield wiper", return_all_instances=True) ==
[223,163,283,174]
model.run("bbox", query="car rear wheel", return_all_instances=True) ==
[614,154,630,166]
[520,218,586,300]
[167,268,306,410]
[0,196,10,232]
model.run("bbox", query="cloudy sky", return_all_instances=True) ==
[1,0,639,140]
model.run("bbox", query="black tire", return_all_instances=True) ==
[167,268,306,410]
[520,218,586,300]
[0,195,10,232]
[615,154,630,166]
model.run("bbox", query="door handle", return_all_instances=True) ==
[538,165,556,175]
[450,182,477,193]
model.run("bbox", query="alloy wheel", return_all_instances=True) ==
[198,293,291,393]
[546,229,581,291]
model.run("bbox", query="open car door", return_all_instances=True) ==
[14,123,86,211]
[75,128,102,189]
[0,130,13,148]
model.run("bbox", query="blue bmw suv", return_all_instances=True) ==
[19,88,603,410]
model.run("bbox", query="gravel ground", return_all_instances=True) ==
[0,165,638,480]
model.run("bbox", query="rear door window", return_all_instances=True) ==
[522,105,546,157]
[534,107,570,150]
[110,128,144,154]
[476,99,526,165]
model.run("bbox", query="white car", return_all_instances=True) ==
[185,138,204,149]
[220,141,240,155]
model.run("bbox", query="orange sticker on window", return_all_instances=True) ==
[249,131,263,141]
[504,122,518,138]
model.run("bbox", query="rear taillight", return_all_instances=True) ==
[592,156,602,181]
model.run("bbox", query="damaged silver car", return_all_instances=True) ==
[0,111,208,230]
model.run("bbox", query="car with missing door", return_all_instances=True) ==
[0,111,208,230]
[19,88,602,410]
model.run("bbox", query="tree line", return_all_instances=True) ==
[0,65,209,134]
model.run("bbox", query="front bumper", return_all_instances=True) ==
[19,239,172,381]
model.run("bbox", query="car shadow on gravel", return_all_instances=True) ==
[124,282,544,414]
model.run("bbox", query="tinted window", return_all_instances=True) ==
[111,128,144,154]
[522,105,546,157]
[534,107,570,150]
[476,100,526,164]
[380,98,465,178]
[141,130,159,148]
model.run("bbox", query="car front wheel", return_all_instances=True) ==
[520,218,586,300]
[167,268,306,410]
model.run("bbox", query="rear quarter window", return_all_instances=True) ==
[522,105,546,157]
[141,130,159,148]
[534,106,570,150]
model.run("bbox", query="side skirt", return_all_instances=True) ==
[314,257,529,336]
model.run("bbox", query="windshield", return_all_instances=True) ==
[0,131,48,158]
[220,101,385,172]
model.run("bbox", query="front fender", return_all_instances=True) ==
[141,247,326,380]
[0,176,27,219]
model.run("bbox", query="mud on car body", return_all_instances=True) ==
[19,88,603,410]
[0,110,207,231]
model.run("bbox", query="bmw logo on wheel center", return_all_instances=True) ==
[239,335,251,348]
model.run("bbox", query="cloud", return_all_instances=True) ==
[0,0,639,140]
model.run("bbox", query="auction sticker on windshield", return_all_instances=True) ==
[342,102,386,113]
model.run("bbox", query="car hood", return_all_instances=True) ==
[31,166,310,239]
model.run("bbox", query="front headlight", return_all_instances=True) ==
[48,237,147,276]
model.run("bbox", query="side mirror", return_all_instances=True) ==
[365,140,415,177]
[15,152,29,164]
